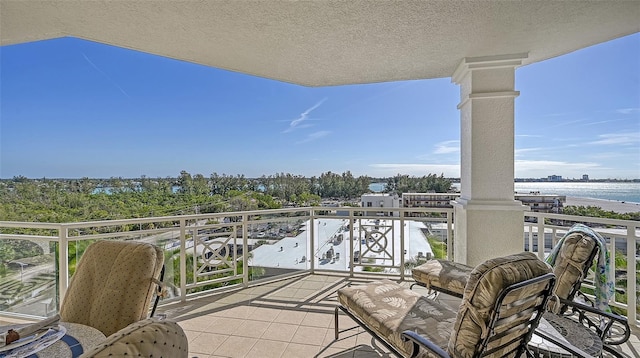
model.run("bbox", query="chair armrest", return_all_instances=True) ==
[401,330,450,358]
[558,297,631,346]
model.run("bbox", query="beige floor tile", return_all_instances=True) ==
[283,342,322,357]
[212,336,258,357]
[251,306,282,322]
[215,304,257,319]
[273,309,307,325]
[179,315,215,331]
[188,332,229,355]
[262,322,299,342]
[300,280,328,290]
[184,329,203,343]
[292,288,317,299]
[245,339,288,358]
[301,311,333,328]
[206,316,245,334]
[290,325,329,346]
[233,319,271,338]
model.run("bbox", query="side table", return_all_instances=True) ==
[529,312,603,357]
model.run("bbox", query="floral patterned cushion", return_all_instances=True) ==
[552,231,597,302]
[448,252,552,358]
[412,259,471,296]
[338,279,457,357]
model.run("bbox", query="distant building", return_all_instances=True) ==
[360,192,565,215]
[360,193,400,217]
[402,193,459,209]
[514,192,565,213]
[547,175,563,182]
[582,174,589,181]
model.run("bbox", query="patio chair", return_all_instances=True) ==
[80,318,188,358]
[411,224,630,356]
[59,240,165,337]
[336,252,556,357]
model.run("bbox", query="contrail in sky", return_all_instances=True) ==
[283,98,327,133]
[82,53,130,98]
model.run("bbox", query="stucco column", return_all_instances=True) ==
[451,54,529,267]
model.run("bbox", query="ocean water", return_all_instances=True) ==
[512,182,640,204]
[371,182,640,204]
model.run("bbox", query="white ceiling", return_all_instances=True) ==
[1,1,639,86]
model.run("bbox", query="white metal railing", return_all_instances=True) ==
[1,208,636,328]
[0,206,452,319]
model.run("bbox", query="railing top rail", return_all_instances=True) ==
[0,206,455,230]
[0,221,62,229]
[525,211,640,227]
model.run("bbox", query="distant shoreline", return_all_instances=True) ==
[565,196,640,214]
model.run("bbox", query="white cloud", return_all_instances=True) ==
[296,130,330,144]
[515,147,543,157]
[283,98,327,133]
[82,52,129,98]
[434,140,459,154]
[583,118,628,126]
[616,108,640,115]
[589,133,640,145]
[547,118,589,128]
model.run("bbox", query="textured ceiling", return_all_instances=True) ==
[1,1,639,86]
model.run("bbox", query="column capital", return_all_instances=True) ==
[452,53,528,84]
[452,199,529,211]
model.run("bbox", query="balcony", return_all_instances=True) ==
[1,207,638,356]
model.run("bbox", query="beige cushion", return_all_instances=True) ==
[552,231,597,301]
[80,318,188,358]
[60,240,164,337]
[413,234,597,306]
[338,279,456,357]
[448,252,552,358]
[412,259,471,296]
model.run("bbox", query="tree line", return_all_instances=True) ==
[0,171,454,223]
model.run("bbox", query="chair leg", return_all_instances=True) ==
[334,307,339,340]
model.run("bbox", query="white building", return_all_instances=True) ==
[399,192,565,214]
[360,193,401,217]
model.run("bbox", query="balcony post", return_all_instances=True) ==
[626,224,636,324]
[57,224,69,310]
[179,218,186,302]
[451,54,529,267]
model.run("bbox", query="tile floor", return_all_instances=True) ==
[1,273,638,357]
[155,274,639,358]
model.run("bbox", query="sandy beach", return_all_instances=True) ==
[565,196,640,214]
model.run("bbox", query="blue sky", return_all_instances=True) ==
[1,33,638,180]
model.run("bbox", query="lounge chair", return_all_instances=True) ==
[59,240,165,337]
[411,224,630,357]
[335,252,555,357]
